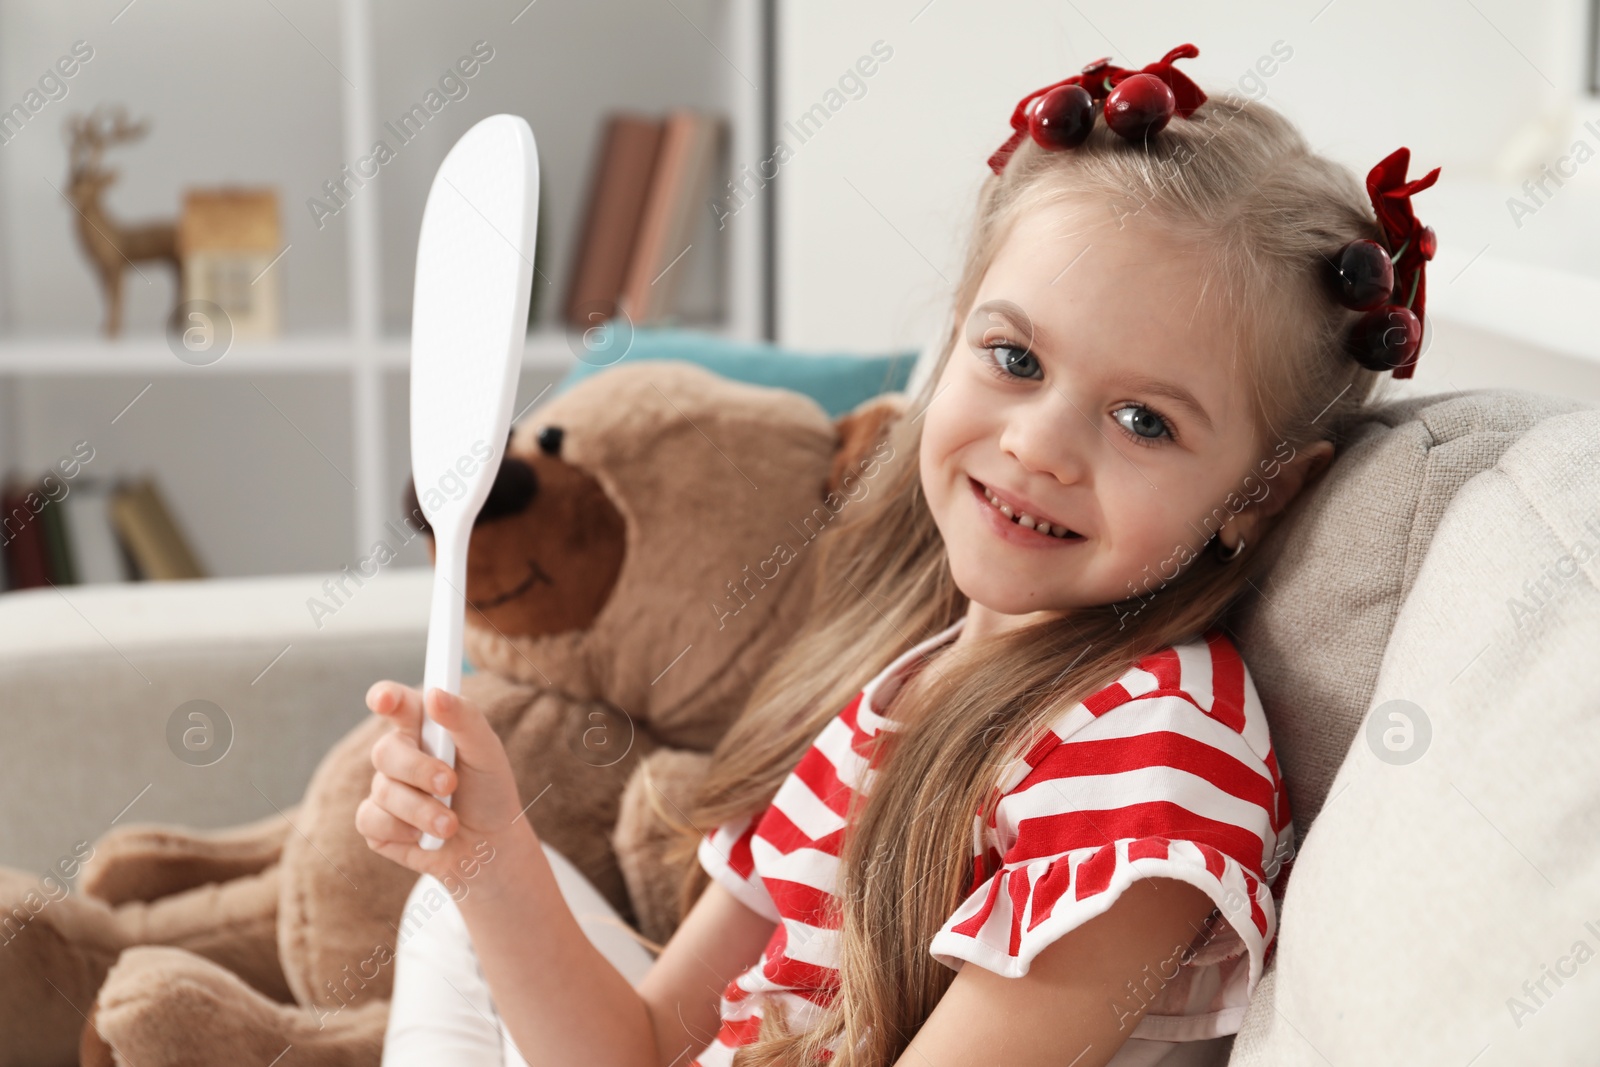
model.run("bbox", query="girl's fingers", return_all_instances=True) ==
[371,728,456,796]
[421,688,501,771]
[370,771,457,839]
[366,681,424,736]
[363,834,419,871]
[355,796,422,845]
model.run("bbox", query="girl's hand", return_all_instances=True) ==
[356,680,531,885]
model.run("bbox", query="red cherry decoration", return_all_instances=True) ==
[1331,239,1394,311]
[1347,305,1421,371]
[1104,73,1176,140]
[1418,225,1437,261]
[1080,57,1114,98]
[1029,84,1095,150]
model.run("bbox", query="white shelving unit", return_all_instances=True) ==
[0,332,579,375]
[0,0,771,572]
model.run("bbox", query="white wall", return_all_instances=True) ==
[772,0,1600,404]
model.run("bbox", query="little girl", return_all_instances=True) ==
[359,44,1435,1067]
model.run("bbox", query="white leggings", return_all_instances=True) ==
[382,841,658,1066]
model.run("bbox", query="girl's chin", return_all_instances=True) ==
[949,569,1077,619]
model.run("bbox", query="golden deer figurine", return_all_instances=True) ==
[64,105,181,337]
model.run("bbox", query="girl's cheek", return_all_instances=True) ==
[920,396,965,467]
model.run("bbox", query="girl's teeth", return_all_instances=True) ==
[981,483,1075,540]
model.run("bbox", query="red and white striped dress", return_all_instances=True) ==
[691,617,1292,1066]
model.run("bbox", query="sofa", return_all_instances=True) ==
[2,358,1596,1064]
[1226,388,1600,1064]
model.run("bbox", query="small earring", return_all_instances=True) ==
[1216,534,1245,562]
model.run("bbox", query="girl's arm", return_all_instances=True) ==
[360,682,776,1066]
[460,821,779,1065]
[896,876,1218,1067]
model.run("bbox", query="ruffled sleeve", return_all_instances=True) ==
[697,811,781,924]
[927,689,1290,1031]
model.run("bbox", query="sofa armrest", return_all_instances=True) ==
[0,567,430,875]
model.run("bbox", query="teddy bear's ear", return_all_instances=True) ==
[828,393,907,495]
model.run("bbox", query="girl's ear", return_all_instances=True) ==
[1256,439,1335,521]
[827,393,907,496]
[1226,439,1335,551]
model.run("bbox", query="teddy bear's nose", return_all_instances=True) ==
[536,425,564,457]
[476,455,538,523]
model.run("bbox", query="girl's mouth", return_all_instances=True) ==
[968,477,1084,544]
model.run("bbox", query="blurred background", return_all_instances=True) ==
[0,0,1596,583]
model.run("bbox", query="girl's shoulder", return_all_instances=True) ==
[1020,626,1275,778]
[938,627,1292,1000]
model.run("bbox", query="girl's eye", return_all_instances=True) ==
[983,344,1042,380]
[1111,404,1174,446]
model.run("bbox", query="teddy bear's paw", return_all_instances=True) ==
[614,747,715,947]
[88,946,385,1066]
[80,808,296,906]
[0,866,127,1067]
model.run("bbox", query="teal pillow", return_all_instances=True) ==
[553,325,919,417]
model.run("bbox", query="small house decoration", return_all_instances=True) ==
[176,188,282,340]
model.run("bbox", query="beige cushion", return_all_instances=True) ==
[1233,390,1586,829]
[1230,401,1600,1062]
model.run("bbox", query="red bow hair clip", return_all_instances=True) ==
[987,44,1208,174]
[1326,148,1441,378]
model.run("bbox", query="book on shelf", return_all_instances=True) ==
[563,109,726,331]
[108,478,206,581]
[0,473,205,591]
[0,481,52,589]
[563,115,663,328]
[65,480,138,584]
[38,493,76,585]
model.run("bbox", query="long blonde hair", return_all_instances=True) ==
[668,90,1390,1065]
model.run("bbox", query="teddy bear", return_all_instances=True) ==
[0,359,904,1067]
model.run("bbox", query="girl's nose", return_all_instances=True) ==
[999,396,1092,487]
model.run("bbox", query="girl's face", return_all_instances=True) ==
[920,198,1272,622]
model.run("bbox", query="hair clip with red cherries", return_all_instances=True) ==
[1327,148,1440,378]
[987,44,1208,174]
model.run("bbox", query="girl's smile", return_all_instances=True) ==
[967,475,1085,544]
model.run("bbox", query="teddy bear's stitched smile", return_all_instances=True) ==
[470,557,553,610]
